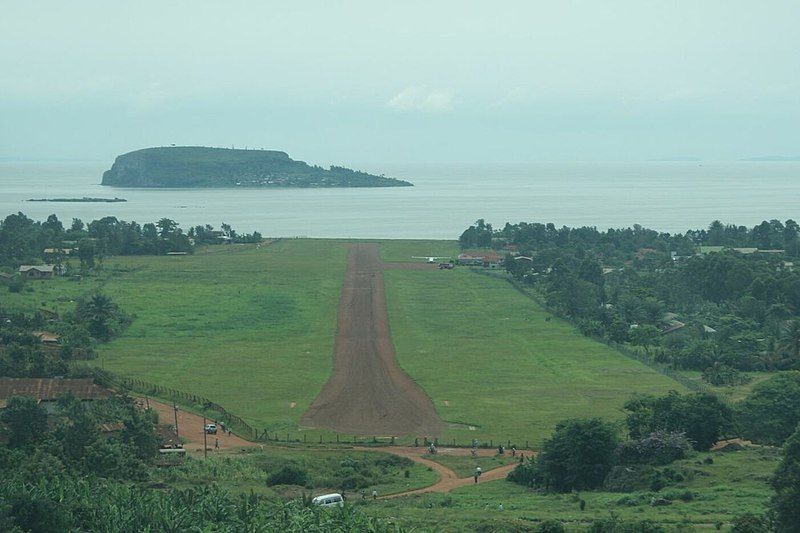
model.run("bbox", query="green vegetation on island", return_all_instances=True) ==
[28,197,127,203]
[101,146,413,188]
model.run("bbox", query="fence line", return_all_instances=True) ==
[79,365,539,449]
[84,367,258,440]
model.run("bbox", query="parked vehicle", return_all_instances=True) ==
[204,423,217,434]
[312,493,344,508]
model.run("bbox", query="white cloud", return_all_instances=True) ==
[490,86,527,108]
[386,86,453,112]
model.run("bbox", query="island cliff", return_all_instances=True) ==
[101,147,412,188]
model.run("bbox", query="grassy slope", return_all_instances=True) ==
[381,251,685,446]
[369,447,779,531]
[96,241,345,432]
[4,240,346,432]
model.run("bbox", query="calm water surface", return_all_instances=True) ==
[1,161,798,239]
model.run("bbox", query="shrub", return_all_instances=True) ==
[267,464,308,486]
[507,460,539,487]
[730,513,770,533]
[615,431,693,466]
[537,519,566,533]
[603,466,652,492]
[772,424,800,532]
[702,363,751,386]
[588,515,666,533]
[624,391,732,451]
[737,371,800,446]
[533,418,619,492]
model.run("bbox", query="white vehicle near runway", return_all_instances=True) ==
[312,493,344,508]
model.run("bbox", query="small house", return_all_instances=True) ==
[18,265,55,279]
[32,331,60,345]
[43,248,74,259]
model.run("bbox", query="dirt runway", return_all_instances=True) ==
[301,243,444,436]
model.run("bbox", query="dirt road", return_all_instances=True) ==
[144,398,255,452]
[146,396,514,495]
[301,243,444,436]
[355,446,518,498]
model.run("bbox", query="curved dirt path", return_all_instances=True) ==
[144,396,514,494]
[356,446,519,498]
[301,243,444,436]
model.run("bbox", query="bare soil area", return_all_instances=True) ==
[143,397,255,452]
[301,243,444,436]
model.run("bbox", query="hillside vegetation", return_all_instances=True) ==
[101,146,413,188]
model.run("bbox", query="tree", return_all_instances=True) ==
[156,218,178,237]
[77,238,96,269]
[778,319,800,360]
[0,396,48,447]
[624,391,732,451]
[629,325,661,352]
[534,418,619,492]
[737,371,800,445]
[772,424,800,532]
[75,293,129,341]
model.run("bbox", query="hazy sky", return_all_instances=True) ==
[2,1,799,164]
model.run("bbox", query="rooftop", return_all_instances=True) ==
[0,378,112,402]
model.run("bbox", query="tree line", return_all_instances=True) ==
[461,219,800,382]
[0,212,263,270]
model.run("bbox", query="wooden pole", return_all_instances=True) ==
[173,404,179,440]
[203,416,208,459]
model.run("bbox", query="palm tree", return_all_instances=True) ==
[778,319,800,359]
[79,293,116,340]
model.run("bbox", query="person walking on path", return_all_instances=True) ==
[214,437,220,451]
[372,490,378,500]
[474,466,482,483]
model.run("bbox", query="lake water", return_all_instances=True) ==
[1,161,798,239]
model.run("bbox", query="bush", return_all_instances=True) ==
[532,418,619,492]
[737,371,800,446]
[603,465,652,492]
[624,391,732,451]
[267,464,308,486]
[507,460,539,487]
[730,513,770,533]
[588,515,665,533]
[615,431,693,466]
[702,363,751,386]
[537,519,566,533]
[772,424,800,532]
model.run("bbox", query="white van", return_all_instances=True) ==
[312,493,344,508]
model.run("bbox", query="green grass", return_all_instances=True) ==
[423,453,517,478]
[677,371,772,402]
[367,447,780,531]
[98,241,346,433]
[4,240,346,434]
[382,262,686,446]
[7,239,681,445]
[156,447,439,498]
